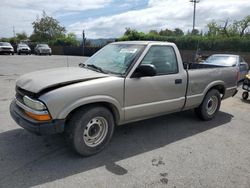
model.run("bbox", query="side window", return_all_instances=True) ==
[141,46,178,75]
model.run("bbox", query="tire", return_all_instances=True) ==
[242,91,249,100]
[65,106,115,156]
[195,89,221,121]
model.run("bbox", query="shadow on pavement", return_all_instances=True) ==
[0,110,233,187]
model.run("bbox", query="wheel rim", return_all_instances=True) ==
[83,117,108,147]
[206,96,218,116]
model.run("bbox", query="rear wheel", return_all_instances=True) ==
[242,91,249,100]
[65,106,115,156]
[195,89,221,121]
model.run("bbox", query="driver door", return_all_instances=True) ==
[124,45,187,121]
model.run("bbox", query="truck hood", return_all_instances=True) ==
[16,67,109,94]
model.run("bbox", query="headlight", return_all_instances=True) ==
[23,96,46,110]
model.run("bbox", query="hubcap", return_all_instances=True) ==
[83,117,108,147]
[206,96,218,116]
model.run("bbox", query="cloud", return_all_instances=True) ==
[68,0,250,38]
[0,0,112,37]
[1,0,250,38]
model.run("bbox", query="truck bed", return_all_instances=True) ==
[183,63,238,110]
[184,63,225,70]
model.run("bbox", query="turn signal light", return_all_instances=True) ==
[25,111,52,121]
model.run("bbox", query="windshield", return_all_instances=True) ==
[18,44,28,47]
[204,55,238,66]
[84,44,145,75]
[38,44,49,48]
[0,42,11,46]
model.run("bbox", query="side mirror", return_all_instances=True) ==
[132,64,157,78]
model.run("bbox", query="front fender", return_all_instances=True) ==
[57,95,124,122]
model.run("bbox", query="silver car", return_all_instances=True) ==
[0,42,14,55]
[17,43,31,55]
[203,54,249,81]
[34,44,52,55]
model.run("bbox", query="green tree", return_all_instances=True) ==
[206,21,219,37]
[16,32,28,41]
[148,30,158,35]
[173,28,184,36]
[49,33,80,46]
[238,15,250,37]
[159,28,174,36]
[31,11,66,42]
[191,29,200,35]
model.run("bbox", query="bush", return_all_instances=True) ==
[119,33,250,52]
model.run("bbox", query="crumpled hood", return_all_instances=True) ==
[16,67,108,93]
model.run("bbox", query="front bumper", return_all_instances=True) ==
[18,49,31,53]
[0,49,13,53]
[10,100,65,135]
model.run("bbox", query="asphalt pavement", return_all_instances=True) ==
[0,55,249,188]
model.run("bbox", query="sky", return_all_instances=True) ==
[0,0,250,39]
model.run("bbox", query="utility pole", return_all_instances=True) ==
[13,25,16,38]
[190,0,200,31]
[82,30,86,56]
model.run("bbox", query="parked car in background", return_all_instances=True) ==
[17,43,31,55]
[203,54,249,81]
[34,44,52,55]
[0,42,14,55]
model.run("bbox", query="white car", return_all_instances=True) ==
[0,42,14,55]
[17,43,31,55]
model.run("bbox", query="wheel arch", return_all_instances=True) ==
[203,81,226,99]
[65,102,121,125]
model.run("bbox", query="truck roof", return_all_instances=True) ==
[111,41,174,45]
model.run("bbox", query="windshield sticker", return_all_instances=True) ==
[120,48,137,54]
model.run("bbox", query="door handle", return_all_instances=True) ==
[175,79,182,84]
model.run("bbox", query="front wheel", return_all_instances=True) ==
[65,106,115,156]
[195,89,221,121]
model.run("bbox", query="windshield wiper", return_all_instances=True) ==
[79,63,106,73]
[79,63,122,76]
[87,64,105,73]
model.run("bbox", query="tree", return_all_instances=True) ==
[31,11,66,42]
[49,33,80,46]
[238,15,250,37]
[207,21,219,37]
[16,32,28,41]
[148,30,158,35]
[173,28,184,36]
[159,28,174,36]
[191,29,199,35]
